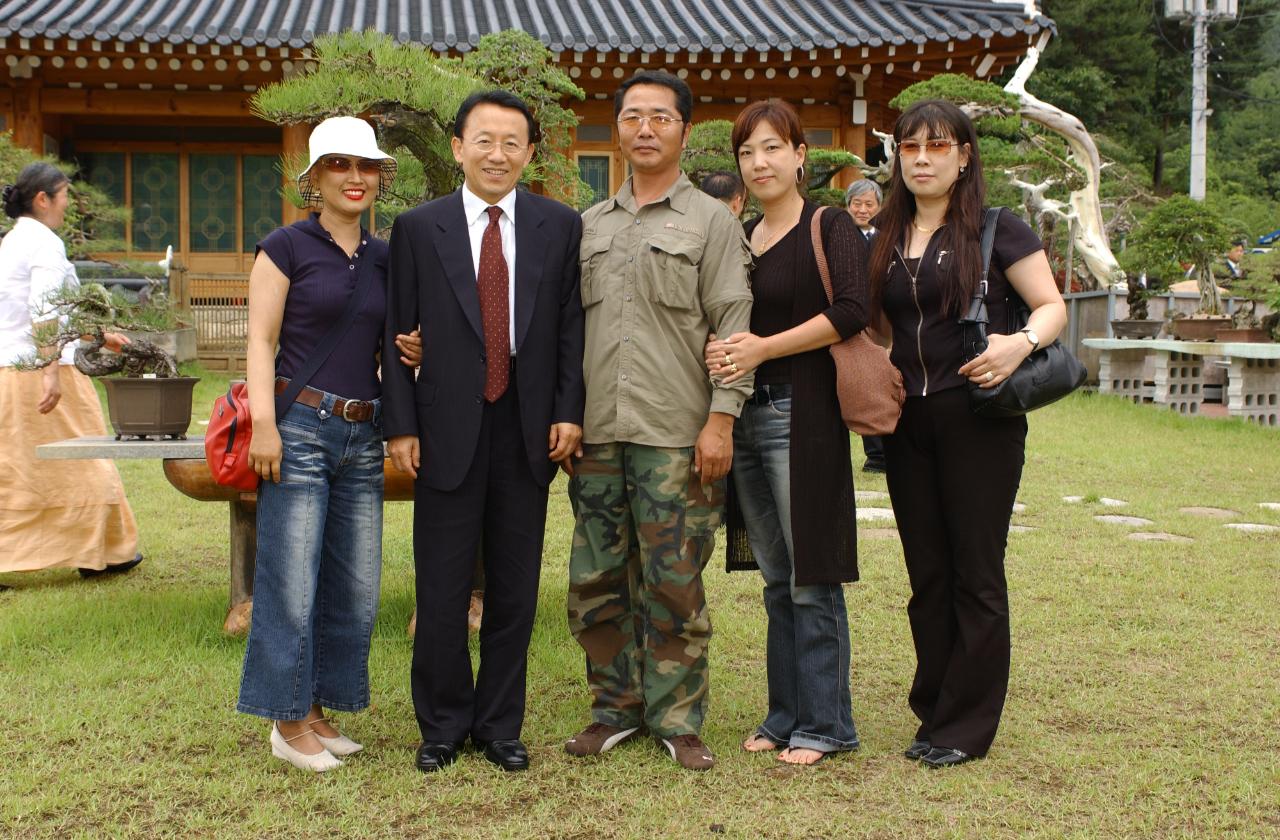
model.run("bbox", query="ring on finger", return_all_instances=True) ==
[724,353,732,365]
[730,362,739,373]
[985,371,995,382]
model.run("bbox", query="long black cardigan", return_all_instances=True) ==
[725,202,870,586]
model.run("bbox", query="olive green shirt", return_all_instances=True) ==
[579,173,754,447]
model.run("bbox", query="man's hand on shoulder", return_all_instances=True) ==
[388,435,420,479]
[694,412,734,485]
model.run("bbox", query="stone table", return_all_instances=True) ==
[1083,338,1280,425]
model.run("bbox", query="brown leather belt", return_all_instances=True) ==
[275,377,376,422]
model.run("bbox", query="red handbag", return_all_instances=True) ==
[205,381,259,491]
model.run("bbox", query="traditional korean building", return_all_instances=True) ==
[0,0,1052,366]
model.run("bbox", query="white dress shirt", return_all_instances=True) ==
[0,216,79,367]
[460,184,517,355]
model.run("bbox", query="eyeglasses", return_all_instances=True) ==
[616,113,684,130]
[468,138,529,156]
[898,140,959,156]
[321,157,384,175]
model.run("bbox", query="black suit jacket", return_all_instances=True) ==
[382,188,585,492]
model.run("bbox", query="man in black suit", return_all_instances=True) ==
[383,90,585,773]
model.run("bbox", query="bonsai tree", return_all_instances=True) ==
[251,30,590,226]
[1121,195,1232,316]
[20,283,180,378]
[1228,249,1280,335]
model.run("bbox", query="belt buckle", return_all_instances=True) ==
[341,400,361,421]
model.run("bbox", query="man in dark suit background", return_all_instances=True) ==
[383,90,585,773]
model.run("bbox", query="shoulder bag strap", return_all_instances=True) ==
[809,206,834,306]
[275,236,379,417]
[979,206,1001,292]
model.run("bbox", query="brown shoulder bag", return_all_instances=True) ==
[810,206,905,436]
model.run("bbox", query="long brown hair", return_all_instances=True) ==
[868,100,986,318]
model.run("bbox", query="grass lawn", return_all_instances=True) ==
[2,368,1277,838]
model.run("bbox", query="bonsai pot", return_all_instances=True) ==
[101,376,200,440]
[1110,319,1163,340]
[1171,316,1232,342]
[1215,327,1273,343]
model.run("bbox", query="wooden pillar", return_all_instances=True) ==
[282,123,311,224]
[12,80,44,154]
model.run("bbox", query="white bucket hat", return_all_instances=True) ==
[297,116,397,206]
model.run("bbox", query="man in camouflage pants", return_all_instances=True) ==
[564,70,753,771]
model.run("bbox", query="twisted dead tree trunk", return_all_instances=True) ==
[999,47,1123,288]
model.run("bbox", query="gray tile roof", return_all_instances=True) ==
[1,1,1051,52]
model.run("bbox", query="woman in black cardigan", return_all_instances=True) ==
[705,99,869,766]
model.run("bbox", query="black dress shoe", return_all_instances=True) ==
[415,741,464,773]
[861,461,886,474]
[921,747,976,768]
[478,739,529,772]
[903,740,931,760]
[79,553,143,579]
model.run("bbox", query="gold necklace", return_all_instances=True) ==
[912,219,941,234]
[755,213,801,254]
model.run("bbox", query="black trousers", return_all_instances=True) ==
[861,434,885,467]
[883,387,1026,756]
[410,385,548,743]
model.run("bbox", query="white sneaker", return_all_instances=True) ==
[270,723,342,772]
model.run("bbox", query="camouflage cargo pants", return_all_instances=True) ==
[568,442,725,737]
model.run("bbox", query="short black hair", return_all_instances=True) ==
[2,162,70,220]
[614,71,693,124]
[700,171,744,202]
[453,89,541,144]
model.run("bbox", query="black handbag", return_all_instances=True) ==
[958,208,1087,418]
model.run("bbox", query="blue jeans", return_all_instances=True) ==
[237,394,385,720]
[732,385,859,753]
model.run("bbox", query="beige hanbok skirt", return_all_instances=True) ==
[0,365,139,572]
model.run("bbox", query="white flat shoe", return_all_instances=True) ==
[271,723,342,772]
[315,732,363,757]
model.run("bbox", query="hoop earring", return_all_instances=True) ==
[796,165,805,185]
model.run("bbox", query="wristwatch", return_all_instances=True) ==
[1020,328,1041,351]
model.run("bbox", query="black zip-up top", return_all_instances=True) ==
[881,208,1043,397]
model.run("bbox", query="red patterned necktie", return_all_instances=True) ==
[478,205,510,402]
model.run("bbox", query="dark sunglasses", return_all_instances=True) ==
[320,156,383,175]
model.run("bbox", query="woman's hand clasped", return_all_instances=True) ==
[705,332,770,385]
[958,332,1033,389]
[248,424,284,483]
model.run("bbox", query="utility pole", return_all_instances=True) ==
[1165,0,1239,200]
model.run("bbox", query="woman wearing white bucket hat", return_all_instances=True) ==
[236,116,407,772]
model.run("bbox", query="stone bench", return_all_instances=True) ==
[1083,338,1280,426]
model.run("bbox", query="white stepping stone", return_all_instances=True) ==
[1094,515,1153,527]
[1012,503,1026,514]
[856,507,895,521]
[855,490,890,502]
[1224,523,1280,534]
[1062,496,1127,507]
[1128,532,1193,543]
[1179,506,1240,518]
[1008,524,1035,533]
[1258,502,1280,512]
[859,527,900,540]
